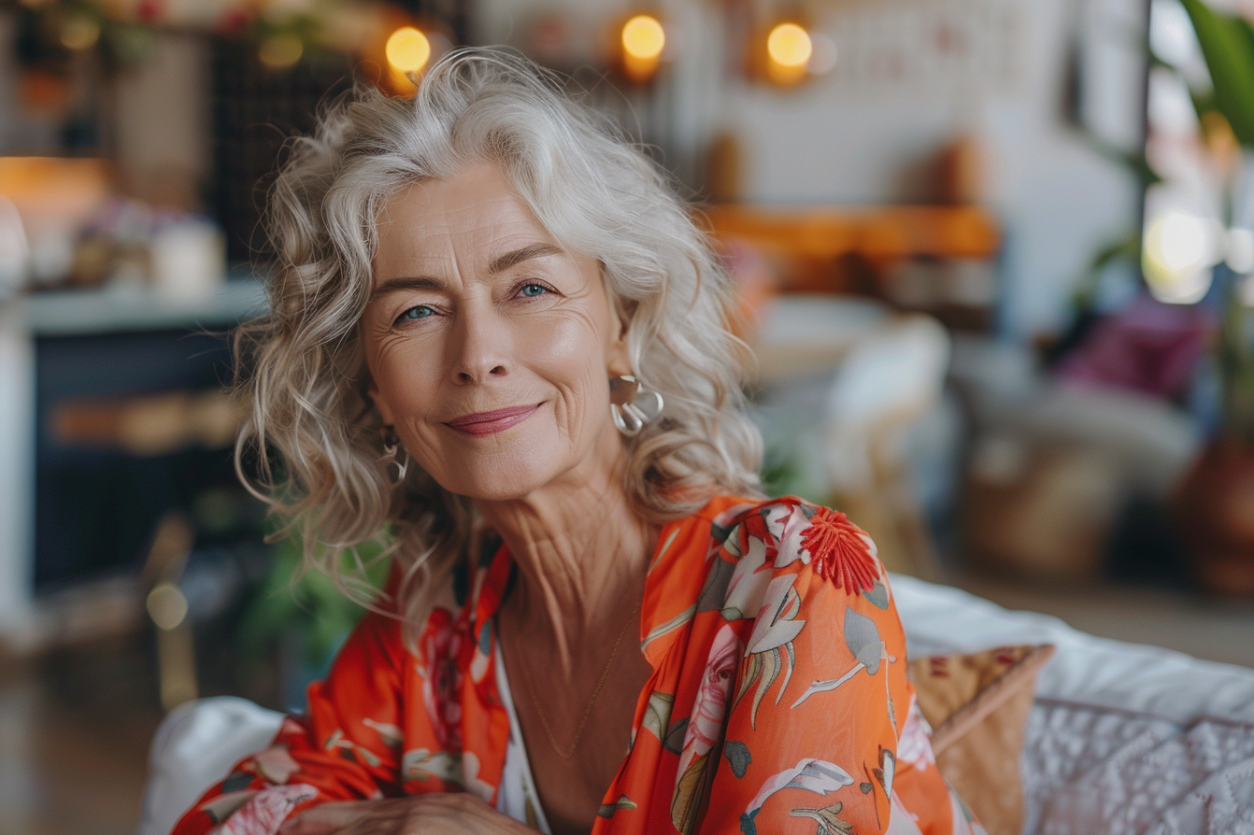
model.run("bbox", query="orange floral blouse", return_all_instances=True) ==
[172,495,983,835]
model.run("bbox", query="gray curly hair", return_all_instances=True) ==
[236,47,763,630]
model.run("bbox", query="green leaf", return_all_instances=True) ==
[843,608,883,675]
[671,755,710,834]
[789,802,855,835]
[865,582,889,610]
[697,558,736,613]
[597,794,638,818]
[724,740,752,778]
[1182,0,1254,146]
[234,528,392,667]
[664,717,689,755]
[642,691,675,742]
[751,647,782,728]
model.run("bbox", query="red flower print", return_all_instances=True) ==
[741,510,780,562]
[421,611,465,751]
[799,508,879,596]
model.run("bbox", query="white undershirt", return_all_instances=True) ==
[493,641,553,834]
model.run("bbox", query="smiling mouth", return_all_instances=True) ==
[444,404,541,437]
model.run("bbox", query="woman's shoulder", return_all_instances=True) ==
[704,494,892,612]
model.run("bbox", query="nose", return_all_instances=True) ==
[449,303,511,384]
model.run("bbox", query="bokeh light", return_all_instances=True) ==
[1227,228,1254,275]
[146,583,189,631]
[1142,210,1221,304]
[386,26,432,74]
[60,16,101,51]
[622,15,665,61]
[767,23,812,69]
[258,34,304,69]
[807,33,838,75]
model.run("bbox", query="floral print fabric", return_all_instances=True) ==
[172,495,982,835]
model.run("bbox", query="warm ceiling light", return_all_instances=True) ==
[622,14,665,61]
[386,26,431,73]
[767,23,812,68]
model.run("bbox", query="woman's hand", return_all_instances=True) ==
[279,794,536,835]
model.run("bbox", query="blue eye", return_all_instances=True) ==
[519,283,548,298]
[399,305,434,322]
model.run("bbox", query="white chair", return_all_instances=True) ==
[753,301,952,578]
[819,314,951,578]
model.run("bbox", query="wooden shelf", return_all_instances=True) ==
[704,204,1001,262]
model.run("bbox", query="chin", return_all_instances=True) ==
[437,448,570,503]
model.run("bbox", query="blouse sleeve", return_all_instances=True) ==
[170,606,407,835]
[695,502,915,835]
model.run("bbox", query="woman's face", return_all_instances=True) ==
[362,161,632,502]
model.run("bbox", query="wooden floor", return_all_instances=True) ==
[0,637,163,835]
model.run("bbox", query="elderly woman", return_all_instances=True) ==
[173,50,978,835]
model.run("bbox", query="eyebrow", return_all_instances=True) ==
[370,243,565,302]
[488,242,564,274]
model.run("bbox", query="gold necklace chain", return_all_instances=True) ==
[512,600,642,762]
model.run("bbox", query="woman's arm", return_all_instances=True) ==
[698,573,905,832]
[692,502,958,835]
[171,608,408,835]
[278,794,538,835]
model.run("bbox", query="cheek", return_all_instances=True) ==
[368,338,444,420]
[519,311,612,425]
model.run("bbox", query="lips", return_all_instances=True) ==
[444,404,541,437]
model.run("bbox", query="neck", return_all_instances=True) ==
[476,431,655,672]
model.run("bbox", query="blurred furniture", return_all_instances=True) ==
[141,512,200,712]
[707,204,1000,264]
[949,335,1200,584]
[750,292,891,382]
[707,204,1002,332]
[751,295,950,578]
[137,574,1254,835]
[820,314,950,579]
[0,280,264,650]
[0,157,113,289]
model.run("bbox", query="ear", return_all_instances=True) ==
[367,376,397,427]
[605,301,634,379]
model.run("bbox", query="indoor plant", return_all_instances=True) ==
[1171,0,1254,594]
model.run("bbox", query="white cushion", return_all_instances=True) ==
[890,573,1254,726]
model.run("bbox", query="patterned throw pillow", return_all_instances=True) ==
[908,645,1056,835]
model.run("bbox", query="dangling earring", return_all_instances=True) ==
[379,426,410,486]
[609,375,664,437]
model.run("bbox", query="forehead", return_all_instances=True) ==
[373,162,556,272]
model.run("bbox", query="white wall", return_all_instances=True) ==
[475,0,1147,340]
[0,302,34,641]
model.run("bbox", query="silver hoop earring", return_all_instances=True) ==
[609,375,664,437]
[380,427,410,486]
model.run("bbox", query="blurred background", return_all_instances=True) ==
[1,0,1253,831]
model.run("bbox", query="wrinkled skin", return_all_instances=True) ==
[281,795,528,835]
[347,161,656,835]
